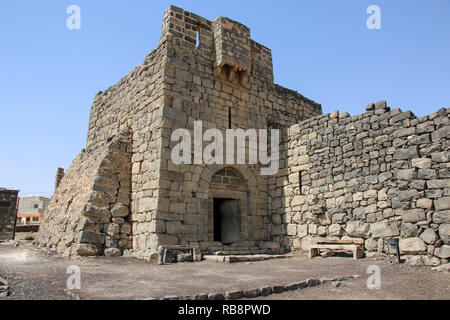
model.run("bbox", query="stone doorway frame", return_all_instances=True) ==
[197,165,266,245]
[209,189,248,244]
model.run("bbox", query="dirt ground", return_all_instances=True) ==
[0,239,448,300]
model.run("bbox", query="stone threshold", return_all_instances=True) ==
[203,254,293,263]
[151,274,361,300]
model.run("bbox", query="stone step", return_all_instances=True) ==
[203,254,292,263]
[206,246,267,255]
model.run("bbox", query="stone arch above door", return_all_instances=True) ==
[197,165,259,199]
[210,167,247,192]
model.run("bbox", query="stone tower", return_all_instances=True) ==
[37,6,322,259]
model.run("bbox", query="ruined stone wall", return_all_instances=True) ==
[271,102,449,265]
[83,35,168,257]
[0,189,19,240]
[37,136,132,256]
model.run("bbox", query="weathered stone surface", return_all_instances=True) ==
[161,295,179,300]
[422,256,441,266]
[411,158,432,169]
[177,253,193,262]
[401,223,418,238]
[306,278,321,287]
[207,293,225,300]
[370,221,399,238]
[401,209,426,223]
[434,246,450,259]
[104,248,121,257]
[79,231,105,245]
[404,255,424,266]
[433,211,450,224]
[420,228,438,245]
[243,289,261,298]
[439,224,450,245]
[432,263,450,272]
[395,147,418,160]
[76,244,98,256]
[297,280,307,289]
[328,224,343,236]
[416,198,433,209]
[397,169,415,180]
[84,204,111,220]
[120,223,132,235]
[297,224,308,238]
[435,198,450,211]
[399,238,427,254]
[365,238,378,252]
[260,287,273,296]
[0,190,19,241]
[272,285,285,294]
[111,204,129,218]
[225,290,243,300]
[345,221,369,238]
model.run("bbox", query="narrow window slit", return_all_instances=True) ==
[196,24,200,48]
[299,171,303,195]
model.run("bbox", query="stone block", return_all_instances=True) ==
[399,238,426,254]
[434,245,450,259]
[78,231,105,245]
[420,228,438,245]
[401,209,426,223]
[434,197,450,211]
[370,221,399,238]
[439,224,450,245]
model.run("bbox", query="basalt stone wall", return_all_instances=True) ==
[0,189,19,240]
[37,135,132,256]
[153,5,321,256]
[271,102,450,266]
[37,5,323,259]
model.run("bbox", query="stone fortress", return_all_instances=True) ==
[37,6,449,266]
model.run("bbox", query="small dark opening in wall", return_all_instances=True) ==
[213,198,223,242]
[228,107,232,129]
[213,198,240,244]
[222,64,233,81]
[299,171,303,195]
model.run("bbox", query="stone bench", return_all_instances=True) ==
[158,245,201,265]
[308,239,364,259]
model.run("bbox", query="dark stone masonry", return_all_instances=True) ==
[0,189,19,240]
[36,6,449,266]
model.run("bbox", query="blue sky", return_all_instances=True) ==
[0,1,449,196]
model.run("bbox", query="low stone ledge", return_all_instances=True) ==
[156,274,361,300]
[203,254,291,263]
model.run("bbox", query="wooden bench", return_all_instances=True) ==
[308,239,364,260]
